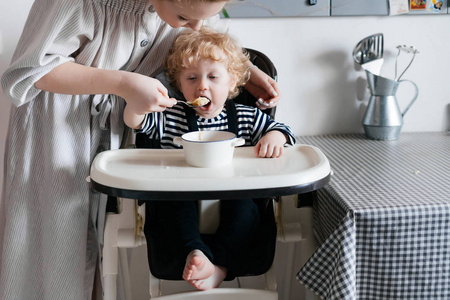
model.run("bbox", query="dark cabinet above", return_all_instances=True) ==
[220,0,449,18]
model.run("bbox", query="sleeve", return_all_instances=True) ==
[1,0,96,107]
[134,111,164,138]
[253,109,296,146]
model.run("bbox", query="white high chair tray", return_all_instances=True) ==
[90,144,331,200]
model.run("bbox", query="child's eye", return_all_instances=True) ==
[209,75,218,79]
[188,76,197,80]
[178,16,188,22]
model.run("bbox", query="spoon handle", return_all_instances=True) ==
[177,101,195,108]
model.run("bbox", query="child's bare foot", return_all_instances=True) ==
[188,265,227,291]
[183,250,215,281]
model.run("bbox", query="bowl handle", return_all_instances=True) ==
[173,137,183,146]
[232,138,245,147]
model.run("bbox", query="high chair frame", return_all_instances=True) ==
[101,49,315,300]
[102,193,313,299]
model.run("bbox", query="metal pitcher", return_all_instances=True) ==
[362,70,418,140]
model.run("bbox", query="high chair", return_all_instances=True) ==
[101,49,311,300]
[102,192,314,299]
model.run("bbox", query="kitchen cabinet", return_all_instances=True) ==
[330,0,389,16]
[220,0,330,18]
[220,0,449,18]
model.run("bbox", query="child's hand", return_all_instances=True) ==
[118,71,176,115]
[254,131,288,158]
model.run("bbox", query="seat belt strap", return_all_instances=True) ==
[225,100,238,135]
[184,106,199,132]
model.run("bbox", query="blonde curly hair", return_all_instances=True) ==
[165,27,250,99]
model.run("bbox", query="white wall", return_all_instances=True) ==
[1,2,449,299]
[226,16,450,136]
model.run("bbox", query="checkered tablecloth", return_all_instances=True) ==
[295,132,450,300]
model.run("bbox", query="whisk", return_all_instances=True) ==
[394,45,419,81]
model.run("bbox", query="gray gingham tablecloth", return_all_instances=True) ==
[295,132,450,300]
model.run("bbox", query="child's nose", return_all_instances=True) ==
[197,77,208,91]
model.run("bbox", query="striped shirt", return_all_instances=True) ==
[136,103,296,148]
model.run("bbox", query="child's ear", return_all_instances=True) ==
[229,73,239,91]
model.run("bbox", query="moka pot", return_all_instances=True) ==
[362,70,418,140]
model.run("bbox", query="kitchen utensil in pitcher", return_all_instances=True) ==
[394,45,419,81]
[353,33,384,65]
[362,70,419,140]
[361,58,384,76]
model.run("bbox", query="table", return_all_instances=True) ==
[296,132,450,300]
[90,144,331,200]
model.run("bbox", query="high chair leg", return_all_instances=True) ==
[149,272,162,299]
[103,198,146,300]
[119,248,133,300]
[282,243,296,300]
[264,263,277,291]
[103,213,119,300]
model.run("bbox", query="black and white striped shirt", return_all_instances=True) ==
[136,103,296,148]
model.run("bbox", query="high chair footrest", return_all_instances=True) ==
[151,288,277,300]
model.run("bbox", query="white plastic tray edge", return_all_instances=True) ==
[90,144,330,192]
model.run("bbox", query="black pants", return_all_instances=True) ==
[145,199,260,280]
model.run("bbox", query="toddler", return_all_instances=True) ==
[124,26,296,290]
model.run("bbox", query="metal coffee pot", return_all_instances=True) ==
[362,70,418,140]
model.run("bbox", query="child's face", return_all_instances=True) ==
[178,58,237,119]
[151,0,227,30]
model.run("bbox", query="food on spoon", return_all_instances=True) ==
[187,97,210,107]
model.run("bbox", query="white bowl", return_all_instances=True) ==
[173,131,245,168]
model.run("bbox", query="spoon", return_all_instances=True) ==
[178,97,210,108]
